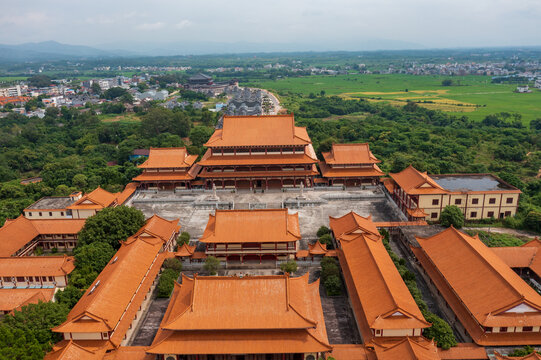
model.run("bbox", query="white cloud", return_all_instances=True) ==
[136,22,166,30]
[174,20,192,30]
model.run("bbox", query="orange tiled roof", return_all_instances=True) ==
[148,273,331,355]
[331,213,429,342]
[44,340,107,360]
[0,255,75,277]
[373,337,440,360]
[115,182,138,205]
[490,247,537,269]
[0,216,85,257]
[494,351,541,360]
[198,168,319,179]
[309,241,328,255]
[67,187,118,210]
[129,215,180,245]
[329,211,381,243]
[319,161,384,178]
[198,151,318,167]
[204,114,312,147]
[389,166,447,195]
[53,234,166,346]
[102,346,154,360]
[296,250,310,258]
[438,343,488,359]
[175,243,195,257]
[0,96,31,106]
[322,143,381,165]
[133,171,195,182]
[199,209,301,244]
[138,147,197,169]
[0,288,55,313]
[414,228,541,346]
[407,207,428,218]
[330,344,371,360]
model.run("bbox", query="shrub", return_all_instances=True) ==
[321,262,340,283]
[157,268,180,298]
[324,275,342,296]
[280,260,298,274]
[316,226,330,237]
[318,234,333,248]
[163,258,183,272]
[177,232,191,246]
[439,205,464,228]
[423,311,458,350]
[204,256,220,275]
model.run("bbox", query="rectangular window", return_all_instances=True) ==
[28,212,32,216]
[470,211,478,218]
[455,199,462,205]
[523,326,533,332]
[3,277,11,282]
[39,212,42,216]
[42,276,47,282]
[487,211,494,218]
[484,327,492,333]
[472,198,479,205]
[431,212,438,219]
[432,199,439,206]
[48,276,54,282]
[500,327,508,333]
[505,211,512,217]
[60,212,64,216]
[28,276,33,282]
[49,212,52,216]
[16,277,25,282]
[506,198,513,204]
[489,198,496,204]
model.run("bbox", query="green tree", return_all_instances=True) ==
[103,87,128,100]
[78,206,145,249]
[316,226,330,237]
[423,311,458,350]
[204,256,221,275]
[280,260,298,274]
[163,258,183,272]
[156,268,180,298]
[190,126,214,147]
[28,74,52,87]
[72,174,88,189]
[318,234,333,248]
[441,79,453,86]
[524,211,541,232]
[90,82,102,95]
[324,275,341,296]
[176,231,190,246]
[73,242,116,273]
[55,286,83,308]
[439,205,464,228]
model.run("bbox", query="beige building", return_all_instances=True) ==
[384,166,521,221]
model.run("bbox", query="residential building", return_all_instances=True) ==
[147,273,332,359]
[133,147,200,190]
[0,85,22,97]
[384,165,521,221]
[319,143,384,187]
[330,211,430,342]
[0,288,55,315]
[516,85,532,93]
[0,255,75,289]
[412,227,541,345]
[0,216,86,256]
[198,114,319,189]
[53,215,180,347]
[24,192,82,219]
[199,209,300,263]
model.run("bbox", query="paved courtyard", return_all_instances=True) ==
[127,186,405,240]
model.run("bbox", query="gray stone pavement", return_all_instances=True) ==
[130,297,171,346]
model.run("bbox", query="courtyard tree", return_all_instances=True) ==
[177,231,191,246]
[280,260,298,274]
[318,234,333,248]
[316,225,330,237]
[78,206,145,249]
[323,275,341,296]
[439,205,464,228]
[204,256,221,275]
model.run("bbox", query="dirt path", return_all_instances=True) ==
[463,226,539,239]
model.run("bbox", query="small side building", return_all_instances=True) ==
[133,147,200,190]
[0,288,55,315]
[199,209,300,263]
[0,255,75,288]
[319,143,384,187]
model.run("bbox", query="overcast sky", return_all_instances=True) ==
[1,0,540,50]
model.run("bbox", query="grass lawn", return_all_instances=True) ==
[98,113,141,123]
[465,230,527,247]
[0,76,28,83]
[248,74,541,124]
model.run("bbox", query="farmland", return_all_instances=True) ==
[248,74,541,124]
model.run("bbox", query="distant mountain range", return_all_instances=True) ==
[0,39,425,62]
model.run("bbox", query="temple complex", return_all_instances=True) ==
[319,143,384,186]
[198,114,319,189]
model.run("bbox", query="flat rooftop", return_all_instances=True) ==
[430,174,515,192]
[26,196,74,210]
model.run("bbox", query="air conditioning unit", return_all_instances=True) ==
[304,353,316,360]
[165,355,177,360]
